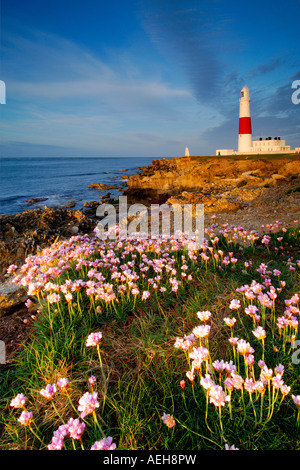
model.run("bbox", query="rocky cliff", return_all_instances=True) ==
[124,154,300,230]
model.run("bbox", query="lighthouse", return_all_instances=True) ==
[238,86,252,153]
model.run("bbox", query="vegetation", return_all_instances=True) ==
[0,218,299,450]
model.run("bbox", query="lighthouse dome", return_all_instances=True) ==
[240,86,250,98]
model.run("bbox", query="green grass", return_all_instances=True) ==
[0,221,299,450]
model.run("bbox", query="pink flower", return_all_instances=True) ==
[236,339,255,356]
[48,424,69,450]
[230,372,244,390]
[180,380,186,391]
[142,290,150,300]
[245,305,258,317]
[292,395,300,408]
[17,410,33,427]
[272,374,284,389]
[275,364,284,376]
[209,385,230,407]
[212,359,226,373]
[78,391,99,419]
[91,437,117,450]
[224,377,234,391]
[66,418,86,440]
[186,370,195,384]
[7,264,18,274]
[224,317,236,327]
[86,332,102,347]
[65,293,73,302]
[192,324,211,338]
[200,374,216,392]
[280,385,291,396]
[244,377,256,394]
[88,375,97,386]
[254,380,266,394]
[25,299,33,308]
[189,346,209,363]
[47,293,61,304]
[196,310,212,322]
[225,444,239,450]
[48,435,64,450]
[57,378,69,391]
[252,326,266,340]
[261,366,273,381]
[161,413,176,428]
[228,337,239,346]
[229,299,241,310]
[40,383,57,399]
[10,393,27,409]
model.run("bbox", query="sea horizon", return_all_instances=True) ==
[0,156,154,215]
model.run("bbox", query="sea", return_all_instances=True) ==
[0,157,154,215]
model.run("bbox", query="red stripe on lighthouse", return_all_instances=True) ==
[239,117,252,134]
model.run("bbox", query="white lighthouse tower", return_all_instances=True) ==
[238,86,252,153]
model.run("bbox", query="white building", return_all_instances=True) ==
[252,137,291,153]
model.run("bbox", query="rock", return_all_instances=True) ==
[88,183,119,191]
[62,201,77,208]
[4,225,18,239]
[25,197,48,204]
[271,174,287,182]
[0,207,96,277]
[0,280,28,317]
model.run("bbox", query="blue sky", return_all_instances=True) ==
[0,0,299,158]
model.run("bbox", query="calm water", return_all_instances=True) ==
[0,157,153,215]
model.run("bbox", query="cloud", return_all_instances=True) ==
[248,56,286,78]
[139,0,227,104]
[1,28,203,156]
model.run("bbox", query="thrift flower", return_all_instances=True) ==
[252,326,266,340]
[229,299,241,310]
[225,444,239,450]
[88,375,97,386]
[66,418,86,440]
[209,385,230,407]
[40,384,57,399]
[57,378,69,391]
[161,413,176,428]
[86,332,102,347]
[196,310,212,322]
[224,317,236,327]
[10,394,27,409]
[17,410,33,427]
[91,437,117,450]
[78,391,99,419]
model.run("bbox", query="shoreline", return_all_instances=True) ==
[1,153,300,276]
[1,153,299,361]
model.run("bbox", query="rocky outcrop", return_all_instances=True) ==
[0,280,27,317]
[124,155,300,209]
[88,182,120,191]
[0,207,96,279]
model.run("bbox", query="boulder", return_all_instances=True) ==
[0,280,27,317]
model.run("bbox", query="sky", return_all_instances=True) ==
[0,0,299,158]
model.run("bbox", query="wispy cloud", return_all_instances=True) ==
[139,0,227,104]
[1,28,202,156]
[248,56,286,78]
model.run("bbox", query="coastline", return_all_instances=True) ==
[1,153,299,278]
[0,153,300,363]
